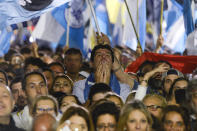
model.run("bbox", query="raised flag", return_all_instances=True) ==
[0,0,71,31]
[122,0,146,51]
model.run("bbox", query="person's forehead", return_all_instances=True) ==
[165,111,183,120]
[95,48,111,54]
[166,74,178,79]
[144,96,161,104]
[26,74,44,81]
[66,53,81,58]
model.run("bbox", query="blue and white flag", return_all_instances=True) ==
[122,0,146,51]
[163,0,194,53]
[94,0,111,37]
[0,28,12,56]
[0,0,71,31]
[32,11,65,43]
[52,0,87,56]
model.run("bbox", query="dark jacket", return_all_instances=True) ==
[0,116,25,131]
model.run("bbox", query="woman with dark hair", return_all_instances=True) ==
[161,105,190,131]
[91,101,120,131]
[167,77,189,105]
[52,74,74,94]
[117,100,152,131]
[57,105,94,131]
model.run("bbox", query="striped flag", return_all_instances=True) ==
[0,0,71,31]
[122,0,146,51]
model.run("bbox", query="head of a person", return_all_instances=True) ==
[117,100,153,131]
[24,57,47,73]
[88,83,112,105]
[162,68,183,95]
[32,113,57,131]
[10,53,24,69]
[143,94,167,120]
[10,76,27,110]
[90,44,114,70]
[52,74,73,95]
[168,77,189,104]
[32,95,58,117]
[20,46,32,59]
[91,101,120,131]
[187,79,197,114]
[0,83,15,119]
[60,94,81,113]
[48,62,65,76]
[42,68,54,92]
[151,61,172,80]
[64,48,83,74]
[161,105,190,131]
[138,60,155,78]
[59,105,94,131]
[105,92,124,108]
[22,71,48,106]
[0,69,8,86]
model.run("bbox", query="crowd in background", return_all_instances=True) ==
[0,33,197,131]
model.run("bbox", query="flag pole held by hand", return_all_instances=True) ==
[86,0,102,36]
[160,0,164,35]
[124,0,143,53]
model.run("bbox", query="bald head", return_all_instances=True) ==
[32,113,57,131]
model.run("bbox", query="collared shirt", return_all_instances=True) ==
[73,79,131,103]
[12,106,33,131]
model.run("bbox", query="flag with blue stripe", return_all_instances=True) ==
[0,0,71,31]
[163,0,194,53]
[0,28,12,56]
[122,0,146,51]
[52,1,87,56]
[94,0,111,38]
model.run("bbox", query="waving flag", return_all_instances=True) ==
[0,0,71,31]
[52,0,87,56]
[122,0,146,51]
[163,0,194,53]
[0,28,12,56]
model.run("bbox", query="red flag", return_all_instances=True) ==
[125,52,197,74]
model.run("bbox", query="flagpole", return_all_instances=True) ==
[86,0,102,36]
[124,0,142,52]
[160,0,164,35]
[66,8,70,47]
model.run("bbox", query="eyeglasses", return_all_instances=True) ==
[97,123,116,131]
[36,107,54,112]
[146,105,162,111]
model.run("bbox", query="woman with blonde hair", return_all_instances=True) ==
[57,105,94,131]
[117,100,153,131]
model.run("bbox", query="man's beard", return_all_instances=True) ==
[148,77,163,90]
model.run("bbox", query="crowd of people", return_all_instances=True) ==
[0,33,197,131]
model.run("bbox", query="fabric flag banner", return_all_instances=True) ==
[122,0,146,51]
[94,0,111,37]
[125,52,197,74]
[182,0,194,35]
[0,0,71,31]
[163,0,186,53]
[52,0,87,56]
[163,0,194,53]
[0,28,12,56]
[32,11,65,43]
